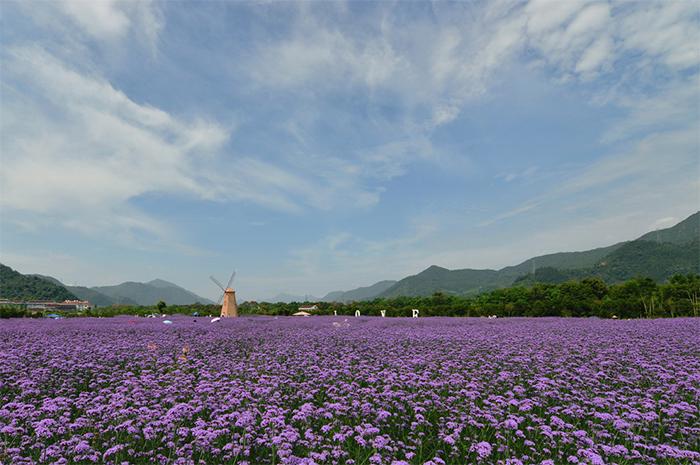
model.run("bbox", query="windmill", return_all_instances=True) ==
[210,271,238,318]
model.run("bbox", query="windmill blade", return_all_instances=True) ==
[210,276,225,291]
[217,292,224,305]
[225,270,236,289]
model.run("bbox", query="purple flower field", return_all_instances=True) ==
[1,317,698,465]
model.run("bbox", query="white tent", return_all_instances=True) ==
[292,311,311,317]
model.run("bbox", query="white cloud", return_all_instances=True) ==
[0,46,395,245]
[1,47,228,203]
[60,1,132,41]
[275,218,440,295]
[524,0,700,80]
[54,0,163,50]
[524,0,585,35]
[575,35,613,76]
[247,3,525,129]
[497,166,539,183]
[246,0,697,149]
[479,202,541,227]
[481,120,699,229]
[618,1,700,70]
[562,127,698,195]
[525,1,614,79]
[602,75,700,143]
[249,18,401,91]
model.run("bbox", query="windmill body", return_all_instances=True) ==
[221,288,238,318]
[210,271,239,318]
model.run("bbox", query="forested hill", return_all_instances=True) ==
[377,211,699,298]
[90,280,213,306]
[322,280,398,303]
[3,267,211,305]
[515,238,699,285]
[0,264,78,301]
[637,211,699,245]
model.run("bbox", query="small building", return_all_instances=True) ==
[63,300,92,311]
[298,304,319,312]
[292,311,311,317]
[18,300,93,311]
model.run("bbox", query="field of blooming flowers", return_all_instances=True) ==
[0,317,698,465]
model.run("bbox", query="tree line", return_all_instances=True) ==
[242,274,700,319]
[2,274,699,319]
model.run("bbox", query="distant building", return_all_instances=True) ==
[63,300,92,311]
[298,304,319,312]
[2,299,93,311]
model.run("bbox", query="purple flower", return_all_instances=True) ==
[0,316,696,465]
[473,441,493,459]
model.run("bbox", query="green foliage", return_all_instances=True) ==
[239,274,700,319]
[3,274,698,319]
[0,264,78,301]
[517,240,699,286]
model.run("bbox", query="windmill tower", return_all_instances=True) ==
[210,271,238,318]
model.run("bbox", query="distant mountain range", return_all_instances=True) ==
[259,293,319,304]
[319,211,699,301]
[0,269,213,306]
[86,279,214,306]
[2,212,697,305]
[265,280,398,303]
[322,280,398,303]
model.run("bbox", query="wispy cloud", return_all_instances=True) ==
[0,45,388,244]
[22,0,164,52]
[1,46,229,245]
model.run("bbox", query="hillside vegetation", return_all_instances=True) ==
[373,212,699,298]
[4,274,698,320]
[0,264,77,301]
[516,239,699,285]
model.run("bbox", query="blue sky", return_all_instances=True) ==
[1,1,698,301]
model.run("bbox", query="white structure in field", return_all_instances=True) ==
[355,310,360,317]
[298,304,319,312]
[412,308,419,318]
[380,310,386,317]
[7,299,94,311]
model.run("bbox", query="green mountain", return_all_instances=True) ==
[516,239,699,285]
[378,241,633,299]
[26,273,211,306]
[594,238,698,281]
[322,280,397,302]
[91,279,213,306]
[380,266,506,298]
[379,211,699,297]
[66,286,138,306]
[637,211,699,245]
[321,291,345,302]
[498,243,623,278]
[0,264,78,301]
[29,274,129,306]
